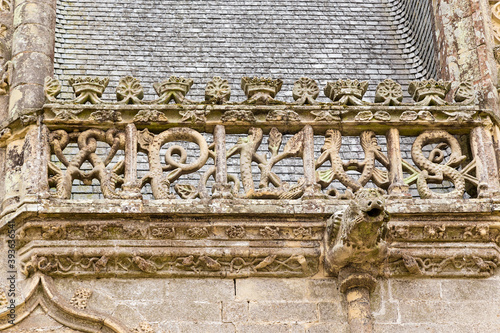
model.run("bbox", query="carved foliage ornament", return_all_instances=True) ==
[205,76,231,104]
[70,288,92,309]
[116,76,144,104]
[293,77,319,105]
[374,79,403,105]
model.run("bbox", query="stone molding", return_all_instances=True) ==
[0,273,128,332]
[2,199,499,279]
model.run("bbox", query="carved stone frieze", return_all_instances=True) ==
[22,251,319,278]
[389,251,499,278]
[399,110,435,122]
[133,323,155,333]
[186,227,209,238]
[88,110,122,122]
[388,223,496,243]
[17,221,324,246]
[221,109,256,123]
[311,109,340,122]
[266,109,300,122]
[53,108,82,121]
[260,226,280,238]
[226,225,246,238]
[133,109,168,123]
[179,108,209,123]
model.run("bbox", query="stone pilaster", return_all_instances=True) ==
[431,0,499,113]
[9,0,56,118]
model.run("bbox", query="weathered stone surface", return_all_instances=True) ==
[9,83,45,115]
[11,52,52,90]
[248,302,317,322]
[236,279,308,301]
[13,1,55,30]
[12,24,54,57]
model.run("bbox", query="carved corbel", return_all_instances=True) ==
[325,188,390,333]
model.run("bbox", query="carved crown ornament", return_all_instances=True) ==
[36,74,492,135]
[44,75,476,107]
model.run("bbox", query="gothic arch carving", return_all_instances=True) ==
[0,273,128,333]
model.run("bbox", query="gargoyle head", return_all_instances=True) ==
[355,188,388,222]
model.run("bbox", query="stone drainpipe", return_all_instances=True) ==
[338,271,378,333]
[324,188,390,333]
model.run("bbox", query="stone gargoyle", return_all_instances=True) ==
[325,188,390,277]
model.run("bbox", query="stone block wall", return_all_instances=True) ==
[36,276,500,333]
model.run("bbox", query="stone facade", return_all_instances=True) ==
[0,0,500,333]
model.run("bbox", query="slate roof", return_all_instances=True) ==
[54,0,434,103]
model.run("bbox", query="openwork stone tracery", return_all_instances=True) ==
[0,74,497,283]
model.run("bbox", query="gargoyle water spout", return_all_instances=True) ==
[325,188,390,333]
